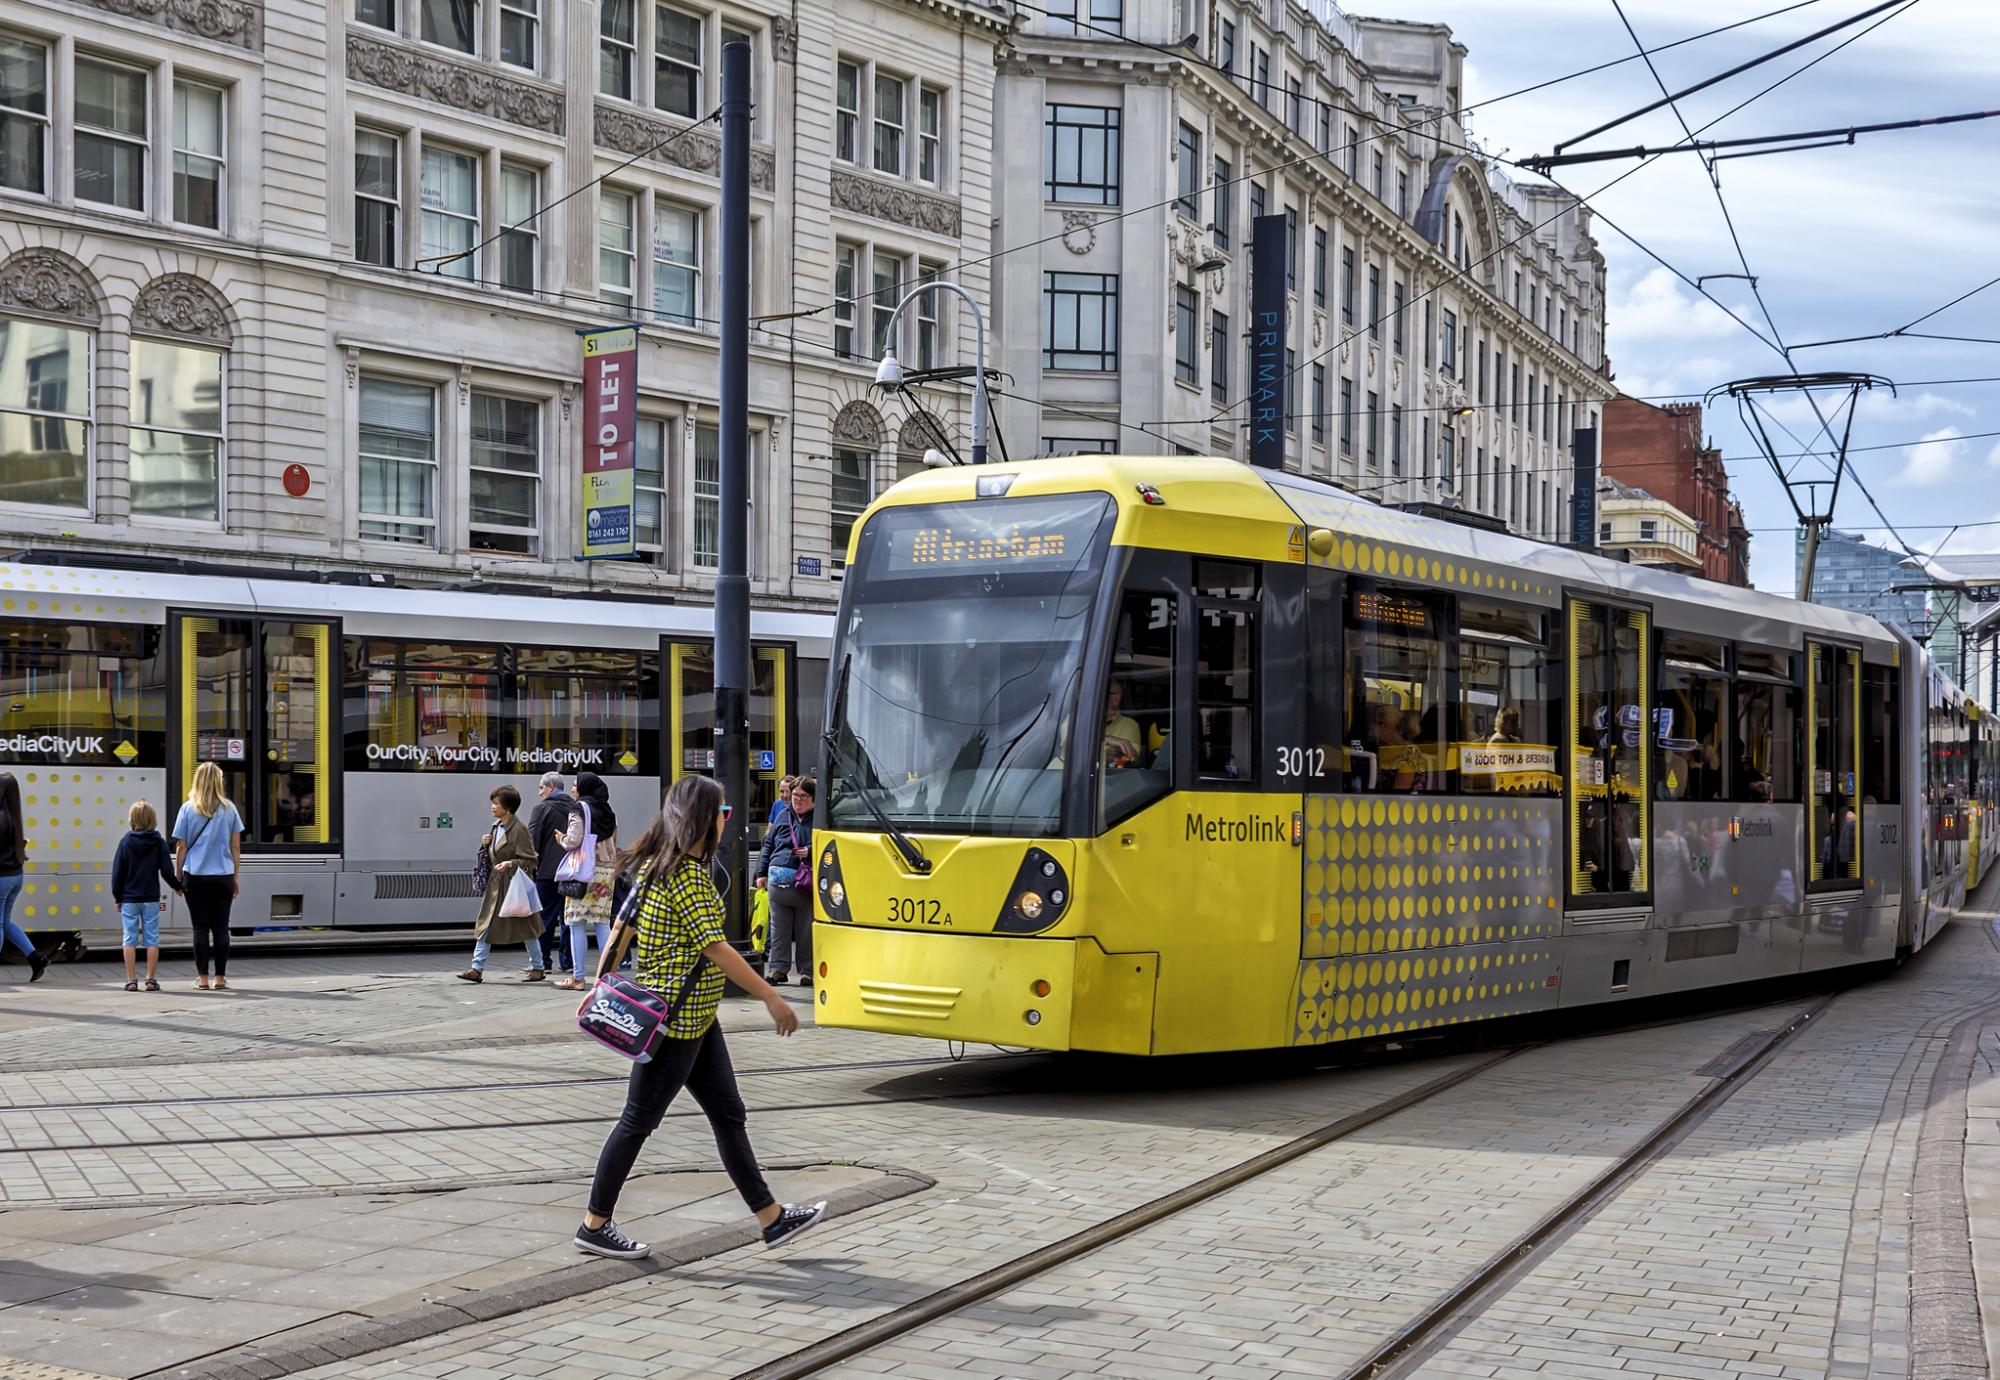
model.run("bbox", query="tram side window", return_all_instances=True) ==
[0,622,167,768]
[1102,589,1175,821]
[516,648,658,777]
[1657,634,1727,803]
[1732,648,1797,803]
[1457,598,1558,797]
[346,639,504,772]
[1343,582,1448,794]
[1863,662,1898,805]
[1194,562,1257,783]
[1808,644,1862,889]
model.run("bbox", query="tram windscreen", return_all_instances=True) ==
[826,492,1116,836]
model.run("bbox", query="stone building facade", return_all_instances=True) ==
[1601,394,1748,585]
[0,0,1004,605]
[990,2,1609,541]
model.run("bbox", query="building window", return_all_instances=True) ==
[830,446,871,569]
[1175,123,1200,217]
[1639,518,1658,542]
[1044,272,1119,371]
[835,60,861,164]
[1339,377,1353,454]
[1214,15,1234,72]
[1286,349,1297,434]
[598,188,636,307]
[469,393,540,555]
[171,81,224,229]
[500,0,538,68]
[497,164,538,292]
[1041,437,1117,455]
[1600,520,1611,543]
[635,417,666,557]
[1315,104,1330,154]
[1210,311,1228,404]
[353,0,392,27]
[654,6,703,118]
[358,376,436,545]
[690,421,720,567]
[1421,415,1431,478]
[871,253,903,359]
[0,316,91,510]
[1372,149,1384,200]
[1395,169,1408,219]
[1441,422,1454,486]
[652,200,701,326]
[0,36,47,195]
[1311,365,1326,446]
[1391,280,1405,355]
[1390,403,1404,476]
[1529,283,1539,325]
[1365,389,1378,467]
[1174,284,1198,385]
[1476,337,1487,402]
[419,144,479,281]
[1441,307,1457,378]
[1312,228,1327,306]
[1044,104,1119,205]
[1284,208,1298,292]
[1341,247,1354,325]
[1422,301,1432,369]
[1249,181,1264,224]
[130,338,223,521]
[1559,306,1568,348]
[1343,125,1356,178]
[421,0,478,52]
[1252,47,1269,109]
[1366,265,1380,340]
[1285,77,1302,132]
[916,262,943,370]
[600,0,636,98]
[1210,155,1231,247]
[919,85,944,184]
[75,57,147,212]
[1046,0,1122,33]
[872,71,907,175]
[833,241,860,359]
[354,129,400,268]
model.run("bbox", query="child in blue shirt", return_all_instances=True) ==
[111,801,182,992]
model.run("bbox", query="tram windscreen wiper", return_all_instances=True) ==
[822,729,932,875]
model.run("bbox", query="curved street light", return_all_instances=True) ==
[873,280,991,465]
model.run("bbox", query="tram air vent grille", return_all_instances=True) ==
[858,980,961,1021]
[375,873,480,901]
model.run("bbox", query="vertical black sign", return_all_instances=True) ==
[1249,214,1286,470]
[1570,425,1599,548]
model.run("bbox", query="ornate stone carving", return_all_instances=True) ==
[0,251,100,324]
[1059,211,1097,256]
[347,32,563,134]
[131,274,232,344]
[594,105,776,191]
[832,401,883,446]
[83,0,259,49]
[1311,313,1323,350]
[344,347,360,388]
[898,411,948,459]
[771,14,798,62]
[830,170,961,238]
[560,382,576,421]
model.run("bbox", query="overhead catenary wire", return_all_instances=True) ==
[1791,271,2000,349]
[1518,105,2000,172]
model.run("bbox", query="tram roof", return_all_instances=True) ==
[0,561,833,652]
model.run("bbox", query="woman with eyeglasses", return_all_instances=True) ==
[572,775,825,1260]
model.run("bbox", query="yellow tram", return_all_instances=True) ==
[810,457,1993,1056]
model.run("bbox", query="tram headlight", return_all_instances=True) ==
[996,847,1071,934]
[816,842,853,922]
[829,881,846,909]
[1024,1009,1043,1026]
[1016,891,1045,921]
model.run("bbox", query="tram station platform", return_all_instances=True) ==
[0,902,1996,1380]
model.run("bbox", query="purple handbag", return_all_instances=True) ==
[575,878,708,1063]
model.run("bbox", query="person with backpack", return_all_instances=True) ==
[572,775,824,1260]
[552,772,618,993]
[0,773,49,983]
[112,801,182,992]
[753,775,815,985]
[172,763,245,991]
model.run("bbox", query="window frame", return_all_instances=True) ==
[356,373,439,547]
[128,335,225,525]
[651,197,703,327]
[1043,102,1121,207]
[74,54,150,216]
[0,313,95,515]
[418,140,481,283]
[597,186,638,308]
[0,34,51,198]
[497,162,539,293]
[1209,309,1229,405]
[467,389,543,556]
[354,126,402,269]
[170,78,225,232]
[1043,271,1120,373]
[1174,121,1201,218]
[1173,283,1199,387]
[872,68,907,177]
[499,0,539,70]
[918,84,945,186]
[1210,152,1231,247]
[1565,594,1654,912]
[652,4,706,120]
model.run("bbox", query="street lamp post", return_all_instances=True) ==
[873,281,990,465]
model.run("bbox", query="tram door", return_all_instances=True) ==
[169,614,339,852]
[1565,598,1652,913]
[664,640,794,823]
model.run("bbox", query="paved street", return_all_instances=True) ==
[0,892,1994,1380]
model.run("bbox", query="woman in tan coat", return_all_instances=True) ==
[457,785,545,983]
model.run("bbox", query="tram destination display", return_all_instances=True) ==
[866,495,1111,578]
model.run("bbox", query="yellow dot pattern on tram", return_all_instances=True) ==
[10,769,150,923]
[1292,795,1562,1046]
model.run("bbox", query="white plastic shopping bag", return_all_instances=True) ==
[500,868,540,918]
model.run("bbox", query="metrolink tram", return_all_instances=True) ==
[810,457,1999,1056]
[0,561,831,943]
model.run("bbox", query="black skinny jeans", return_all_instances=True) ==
[587,1022,774,1220]
[184,875,234,977]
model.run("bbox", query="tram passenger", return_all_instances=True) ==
[173,763,245,992]
[458,785,544,984]
[1102,679,1144,768]
[112,801,182,992]
[754,775,815,986]
[1488,706,1523,744]
[573,775,825,1261]
[0,773,48,983]
[529,773,578,977]
[553,772,620,993]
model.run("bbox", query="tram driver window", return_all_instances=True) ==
[1657,635,1728,803]
[1731,648,1798,804]
[1102,589,1175,821]
[1193,561,1257,783]
[1458,599,1557,797]
[1343,582,1447,793]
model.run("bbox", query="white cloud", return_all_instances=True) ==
[1756,389,1976,431]
[1608,267,1743,345]
[1987,439,2000,470]
[1896,426,1967,487]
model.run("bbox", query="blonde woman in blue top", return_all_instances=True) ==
[572,774,825,1260]
[172,763,245,991]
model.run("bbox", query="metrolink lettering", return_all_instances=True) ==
[0,733,106,758]
[1186,813,1290,844]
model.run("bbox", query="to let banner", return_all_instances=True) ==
[581,326,638,559]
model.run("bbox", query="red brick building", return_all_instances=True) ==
[1601,396,1750,586]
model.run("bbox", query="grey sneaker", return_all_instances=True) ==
[574,1220,649,1259]
[762,1201,826,1249]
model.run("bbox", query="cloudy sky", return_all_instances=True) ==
[1351,0,1999,590]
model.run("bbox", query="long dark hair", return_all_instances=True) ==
[0,772,19,864]
[620,775,723,882]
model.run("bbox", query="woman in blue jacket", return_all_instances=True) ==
[752,776,815,985]
[112,801,183,992]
